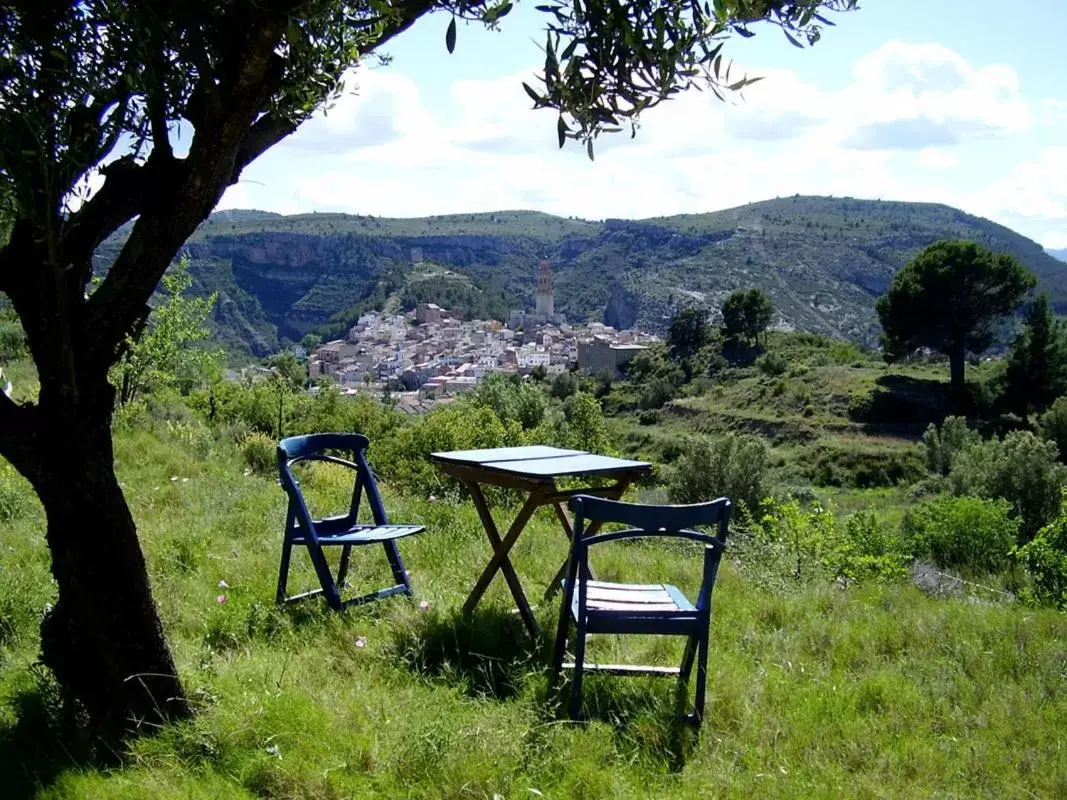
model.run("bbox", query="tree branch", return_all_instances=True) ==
[84,16,291,369]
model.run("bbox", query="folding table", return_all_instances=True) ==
[429,446,651,638]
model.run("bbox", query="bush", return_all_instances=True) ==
[756,351,788,377]
[901,496,1018,574]
[242,432,277,477]
[549,371,578,400]
[637,409,661,426]
[837,510,910,581]
[667,433,768,513]
[1036,396,1067,464]
[1016,516,1067,609]
[922,416,980,476]
[638,376,677,410]
[948,430,1066,542]
[472,373,546,430]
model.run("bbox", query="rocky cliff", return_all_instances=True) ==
[124,197,1066,356]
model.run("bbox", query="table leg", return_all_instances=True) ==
[462,482,547,638]
[543,477,635,600]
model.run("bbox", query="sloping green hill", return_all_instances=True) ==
[101,197,1066,356]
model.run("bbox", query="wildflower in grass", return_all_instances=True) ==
[419,600,430,611]
[355,636,367,648]
[218,580,229,589]
[216,594,227,605]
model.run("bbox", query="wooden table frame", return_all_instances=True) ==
[431,449,650,638]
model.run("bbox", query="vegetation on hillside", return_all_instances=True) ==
[143,196,1067,358]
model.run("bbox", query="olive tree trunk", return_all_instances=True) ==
[3,370,188,733]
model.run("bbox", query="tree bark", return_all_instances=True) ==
[949,341,967,411]
[12,385,189,735]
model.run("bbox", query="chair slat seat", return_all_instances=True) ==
[290,523,425,546]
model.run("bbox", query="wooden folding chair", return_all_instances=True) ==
[276,433,424,610]
[550,494,730,725]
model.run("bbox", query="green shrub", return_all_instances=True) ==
[638,376,677,410]
[242,432,277,477]
[921,415,980,476]
[374,403,513,496]
[1015,516,1067,608]
[637,409,660,426]
[667,433,768,513]
[756,351,788,377]
[948,430,1066,542]
[901,496,1018,573]
[472,373,546,430]
[549,370,578,400]
[833,510,910,582]
[1036,396,1067,464]
[561,392,611,454]
[733,498,840,587]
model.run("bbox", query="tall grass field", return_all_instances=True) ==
[0,413,1065,799]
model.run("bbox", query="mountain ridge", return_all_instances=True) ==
[114,196,1067,356]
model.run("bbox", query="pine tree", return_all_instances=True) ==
[1002,294,1067,421]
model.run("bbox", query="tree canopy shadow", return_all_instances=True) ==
[850,374,951,429]
[0,668,122,800]
[388,606,549,701]
[549,670,705,773]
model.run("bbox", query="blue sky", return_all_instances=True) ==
[220,0,1067,248]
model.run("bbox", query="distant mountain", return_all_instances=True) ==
[1049,248,1067,263]
[98,197,1067,356]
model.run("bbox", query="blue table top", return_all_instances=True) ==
[431,446,651,479]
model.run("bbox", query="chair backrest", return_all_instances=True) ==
[276,433,388,538]
[566,494,731,613]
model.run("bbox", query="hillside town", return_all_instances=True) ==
[306,259,657,398]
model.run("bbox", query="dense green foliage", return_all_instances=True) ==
[921,416,981,476]
[902,496,1018,574]
[667,307,711,359]
[877,241,1035,400]
[111,261,223,406]
[1001,293,1067,420]
[948,430,1066,543]
[722,288,774,346]
[667,434,768,513]
[1037,397,1067,464]
[1017,516,1067,609]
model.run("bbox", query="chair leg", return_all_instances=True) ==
[569,622,587,721]
[336,545,353,588]
[383,541,411,594]
[680,633,698,682]
[307,543,343,610]
[549,608,571,699]
[276,540,293,604]
[692,632,711,726]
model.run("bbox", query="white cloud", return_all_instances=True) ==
[220,39,1061,246]
[837,41,1030,150]
[915,148,959,169]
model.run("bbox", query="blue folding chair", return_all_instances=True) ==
[276,433,424,610]
[550,495,730,724]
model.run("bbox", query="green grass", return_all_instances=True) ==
[1,418,1066,798]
